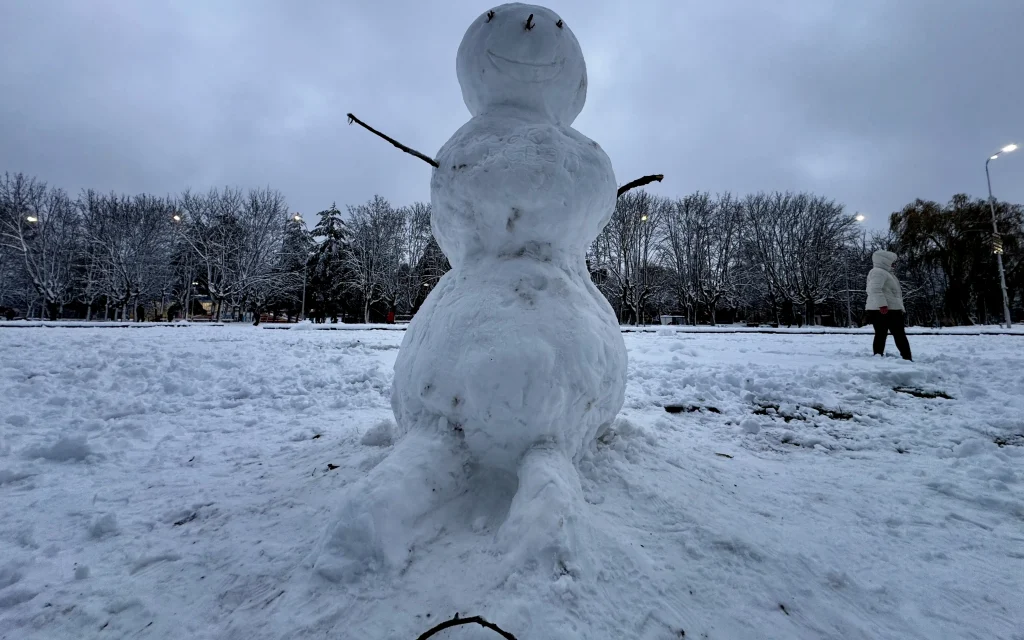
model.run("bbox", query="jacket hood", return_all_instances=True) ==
[872,250,897,270]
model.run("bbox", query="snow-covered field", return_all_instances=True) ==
[1,325,1022,639]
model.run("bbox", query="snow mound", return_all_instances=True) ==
[22,435,94,462]
[0,469,33,485]
[360,419,395,447]
[88,513,120,539]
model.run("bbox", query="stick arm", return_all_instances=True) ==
[346,113,439,168]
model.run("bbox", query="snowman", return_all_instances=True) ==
[315,3,660,583]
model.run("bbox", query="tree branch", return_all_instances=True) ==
[415,613,517,640]
[346,113,439,168]
[618,174,664,197]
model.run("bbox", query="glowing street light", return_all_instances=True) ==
[25,215,38,223]
[845,214,867,327]
[172,214,182,222]
[984,143,1017,328]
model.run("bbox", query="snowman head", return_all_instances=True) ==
[457,3,587,125]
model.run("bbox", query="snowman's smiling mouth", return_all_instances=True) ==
[487,50,564,82]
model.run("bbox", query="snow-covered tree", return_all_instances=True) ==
[307,203,352,322]
[399,202,433,314]
[345,195,406,323]
[230,187,291,323]
[84,192,176,320]
[177,187,243,319]
[275,212,315,319]
[0,173,80,319]
[591,190,666,324]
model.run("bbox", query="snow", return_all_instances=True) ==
[1,325,1023,638]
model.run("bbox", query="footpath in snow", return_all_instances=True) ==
[0,325,1022,639]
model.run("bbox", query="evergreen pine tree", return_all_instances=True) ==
[307,203,352,322]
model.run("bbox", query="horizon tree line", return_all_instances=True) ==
[1,170,1021,326]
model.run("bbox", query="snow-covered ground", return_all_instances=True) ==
[1,325,1021,639]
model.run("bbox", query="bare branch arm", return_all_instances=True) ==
[416,613,517,640]
[617,174,664,197]
[346,113,439,168]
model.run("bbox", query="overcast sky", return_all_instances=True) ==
[2,0,1022,229]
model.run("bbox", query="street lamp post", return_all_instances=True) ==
[845,213,867,327]
[293,214,308,322]
[985,143,1017,328]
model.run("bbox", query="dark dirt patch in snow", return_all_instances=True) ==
[753,403,853,422]
[993,433,1024,448]
[664,404,721,415]
[894,386,953,400]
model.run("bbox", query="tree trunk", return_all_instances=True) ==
[805,299,815,327]
[86,303,93,321]
[363,298,371,324]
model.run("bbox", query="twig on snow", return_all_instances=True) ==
[346,113,439,168]
[617,174,664,197]
[415,612,518,640]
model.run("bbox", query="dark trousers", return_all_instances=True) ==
[867,310,912,361]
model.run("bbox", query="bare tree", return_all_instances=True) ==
[591,190,665,324]
[76,190,111,319]
[0,173,80,319]
[345,195,406,323]
[168,236,200,321]
[232,187,291,324]
[399,202,433,314]
[660,192,711,323]
[745,191,856,325]
[698,193,743,323]
[88,193,176,320]
[177,187,245,319]
[0,240,29,315]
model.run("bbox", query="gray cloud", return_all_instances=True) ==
[2,0,1022,229]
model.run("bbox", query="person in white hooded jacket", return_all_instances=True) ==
[865,250,912,360]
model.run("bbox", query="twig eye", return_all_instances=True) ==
[556,19,563,28]
[525,14,534,30]
[486,10,494,22]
